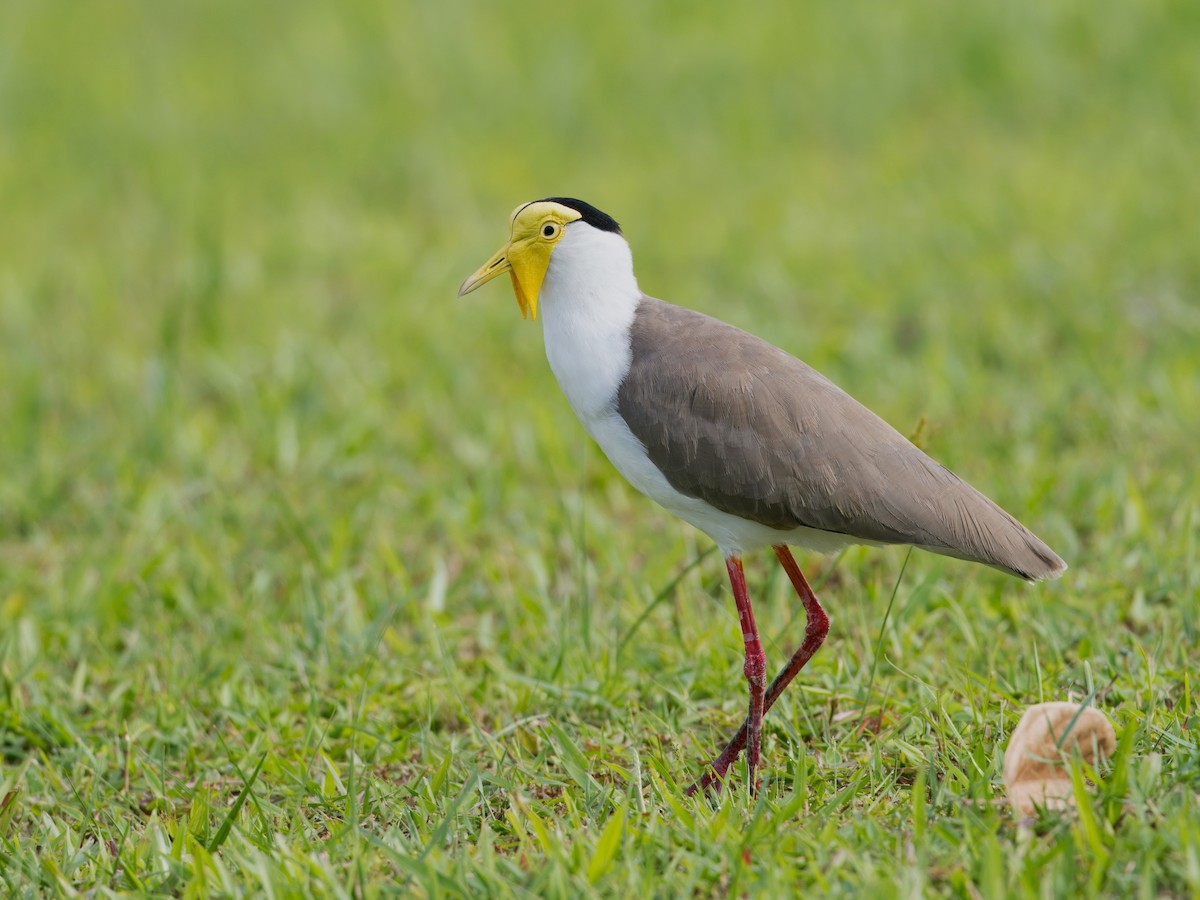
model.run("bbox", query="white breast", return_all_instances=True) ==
[539,226,639,425]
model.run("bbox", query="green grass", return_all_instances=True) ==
[1,0,1198,895]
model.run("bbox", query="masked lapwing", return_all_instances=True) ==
[458,197,1066,794]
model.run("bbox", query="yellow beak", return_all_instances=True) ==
[457,240,547,320]
[457,245,511,298]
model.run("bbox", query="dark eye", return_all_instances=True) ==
[542,223,558,238]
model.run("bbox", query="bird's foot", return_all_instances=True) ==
[684,737,750,797]
[684,760,763,797]
[684,763,729,797]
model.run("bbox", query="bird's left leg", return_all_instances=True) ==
[725,555,766,792]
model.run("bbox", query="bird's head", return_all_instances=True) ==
[457,198,622,320]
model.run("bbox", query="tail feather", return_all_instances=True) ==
[921,482,1067,582]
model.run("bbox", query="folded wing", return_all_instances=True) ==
[616,297,1066,581]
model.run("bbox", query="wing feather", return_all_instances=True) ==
[616,297,1065,580]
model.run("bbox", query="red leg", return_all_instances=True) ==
[767,546,831,710]
[687,545,830,795]
[724,556,766,792]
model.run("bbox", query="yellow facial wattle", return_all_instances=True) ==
[457,201,583,319]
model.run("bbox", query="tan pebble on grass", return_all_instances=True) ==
[1004,701,1116,816]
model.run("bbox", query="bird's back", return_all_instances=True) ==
[616,297,1066,581]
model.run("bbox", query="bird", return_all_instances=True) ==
[458,197,1067,794]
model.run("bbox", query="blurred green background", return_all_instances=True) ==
[1,0,1198,894]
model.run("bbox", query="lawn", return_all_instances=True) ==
[1,0,1198,895]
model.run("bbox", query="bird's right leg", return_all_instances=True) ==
[725,555,766,792]
[687,545,829,795]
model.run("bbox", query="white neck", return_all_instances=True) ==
[539,225,641,429]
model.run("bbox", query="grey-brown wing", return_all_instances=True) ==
[616,297,1065,581]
